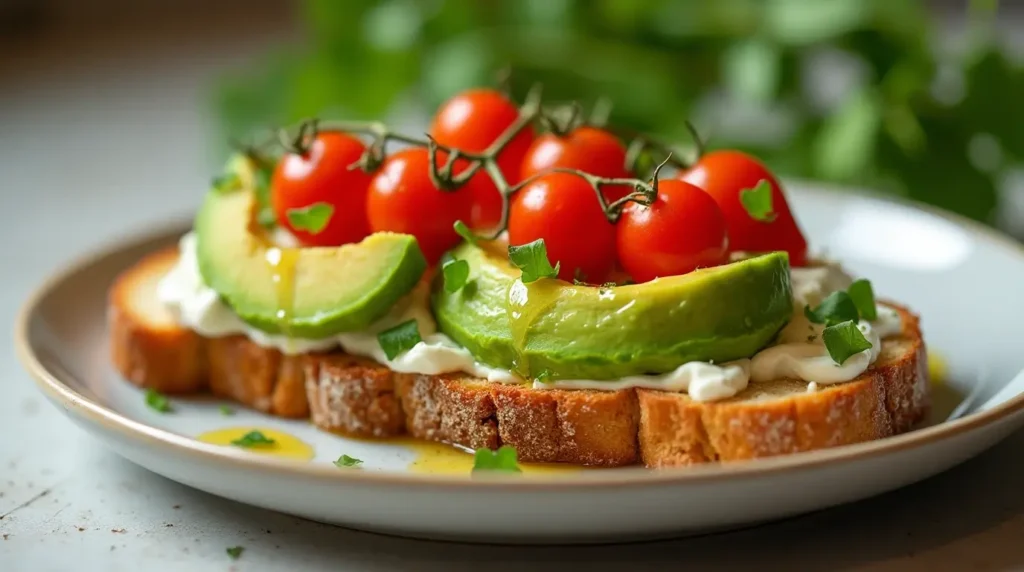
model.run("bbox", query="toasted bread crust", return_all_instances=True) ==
[109,248,929,467]
[304,354,405,437]
[108,247,207,394]
[636,306,928,467]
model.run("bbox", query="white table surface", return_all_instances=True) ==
[4,6,1024,571]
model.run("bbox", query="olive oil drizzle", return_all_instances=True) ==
[266,246,300,349]
[506,278,561,381]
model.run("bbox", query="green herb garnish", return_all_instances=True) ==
[534,370,554,384]
[847,279,877,321]
[286,203,334,235]
[253,166,277,229]
[377,319,422,360]
[453,220,477,244]
[334,454,363,468]
[804,291,860,326]
[219,405,234,416]
[211,172,241,194]
[739,179,777,222]
[508,239,560,283]
[230,431,275,448]
[472,445,522,474]
[822,320,873,365]
[226,546,244,560]
[442,258,470,293]
[144,389,171,413]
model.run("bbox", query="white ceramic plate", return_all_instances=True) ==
[16,184,1024,544]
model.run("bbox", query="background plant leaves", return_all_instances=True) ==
[211,0,1020,232]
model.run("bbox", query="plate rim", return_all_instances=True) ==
[15,186,1024,491]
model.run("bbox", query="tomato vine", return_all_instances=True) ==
[246,83,705,240]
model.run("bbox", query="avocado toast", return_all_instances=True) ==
[108,85,929,468]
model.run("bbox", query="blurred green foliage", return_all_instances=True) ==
[214,0,1018,226]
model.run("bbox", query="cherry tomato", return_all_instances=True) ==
[616,180,728,283]
[366,147,475,264]
[429,88,535,230]
[271,132,373,247]
[508,172,617,283]
[520,126,632,202]
[679,150,808,266]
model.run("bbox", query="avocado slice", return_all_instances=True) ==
[194,157,427,338]
[432,242,792,381]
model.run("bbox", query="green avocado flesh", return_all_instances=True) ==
[194,158,427,338]
[432,242,793,381]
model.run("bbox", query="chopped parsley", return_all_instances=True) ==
[822,320,873,365]
[219,405,234,416]
[211,172,241,194]
[804,291,860,326]
[508,239,560,283]
[377,319,422,360]
[472,445,522,474]
[286,203,334,235]
[226,546,244,560]
[453,220,477,244]
[230,431,276,448]
[847,279,877,321]
[253,165,277,229]
[441,257,470,293]
[738,179,777,222]
[144,389,171,413]
[334,454,364,468]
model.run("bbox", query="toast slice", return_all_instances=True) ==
[109,248,929,467]
[109,247,310,417]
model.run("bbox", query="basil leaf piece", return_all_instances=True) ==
[286,203,334,235]
[453,220,477,245]
[145,389,171,413]
[472,445,522,473]
[442,258,470,293]
[230,430,276,448]
[377,319,422,360]
[226,546,244,560]
[804,291,860,326]
[822,320,873,365]
[219,405,234,416]
[738,179,777,222]
[334,454,363,468]
[847,279,877,321]
[507,239,560,283]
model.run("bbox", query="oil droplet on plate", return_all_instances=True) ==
[928,350,947,384]
[396,438,587,477]
[197,427,315,461]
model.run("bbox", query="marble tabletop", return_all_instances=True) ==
[3,6,1024,571]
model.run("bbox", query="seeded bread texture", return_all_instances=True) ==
[109,248,929,467]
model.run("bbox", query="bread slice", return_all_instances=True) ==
[636,304,928,467]
[109,248,929,467]
[109,247,310,418]
[108,247,207,394]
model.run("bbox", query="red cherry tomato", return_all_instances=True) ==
[271,132,373,247]
[429,88,535,231]
[508,172,617,283]
[679,150,808,266]
[520,126,632,202]
[616,180,728,283]
[366,148,476,264]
